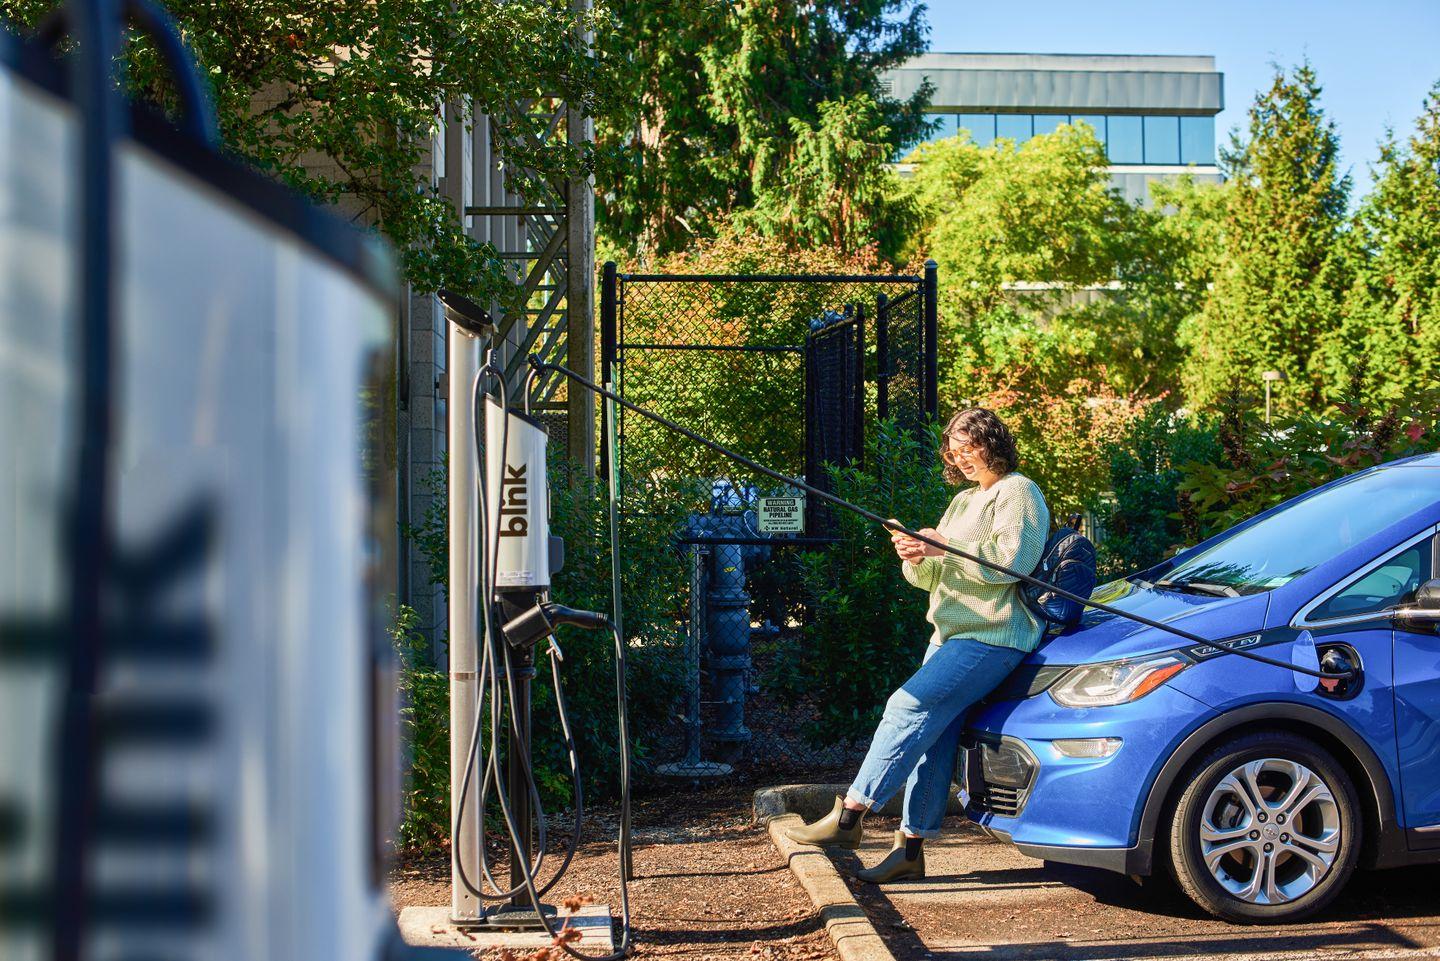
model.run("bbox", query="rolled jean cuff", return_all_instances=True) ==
[845,787,878,810]
[899,823,943,839]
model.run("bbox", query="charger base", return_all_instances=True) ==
[400,904,614,950]
[483,903,559,931]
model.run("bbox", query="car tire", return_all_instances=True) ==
[1167,730,1361,924]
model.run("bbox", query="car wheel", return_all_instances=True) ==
[1167,730,1361,923]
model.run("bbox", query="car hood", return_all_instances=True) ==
[1028,578,1270,666]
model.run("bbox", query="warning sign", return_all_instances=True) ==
[758,495,805,533]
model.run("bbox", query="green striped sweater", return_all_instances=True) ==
[901,472,1051,652]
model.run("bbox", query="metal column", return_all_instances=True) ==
[447,324,483,922]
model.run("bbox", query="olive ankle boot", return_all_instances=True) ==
[853,830,925,883]
[783,796,863,850]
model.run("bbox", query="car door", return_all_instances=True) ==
[1299,527,1438,846]
[1390,532,1440,847]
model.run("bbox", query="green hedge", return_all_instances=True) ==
[1091,395,1440,579]
[769,419,953,745]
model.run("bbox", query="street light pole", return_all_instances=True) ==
[1262,369,1284,425]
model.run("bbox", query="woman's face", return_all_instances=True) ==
[944,432,988,481]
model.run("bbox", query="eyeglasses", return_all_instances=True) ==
[942,441,982,465]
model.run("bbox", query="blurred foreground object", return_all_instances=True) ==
[0,2,439,958]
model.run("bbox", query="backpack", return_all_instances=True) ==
[1020,513,1097,630]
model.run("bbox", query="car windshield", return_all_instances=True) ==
[1157,467,1436,596]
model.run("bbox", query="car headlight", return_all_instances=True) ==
[1049,654,1190,708]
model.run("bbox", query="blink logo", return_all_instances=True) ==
[499,464,528,537]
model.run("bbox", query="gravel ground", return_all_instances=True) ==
[391,783,841,961]
[841,814,1440,961]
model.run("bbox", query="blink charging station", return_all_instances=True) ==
[439,291,633,951]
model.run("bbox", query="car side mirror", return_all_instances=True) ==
[1394,578,1440,634]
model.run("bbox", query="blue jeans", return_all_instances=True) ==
[846,637,1026,838]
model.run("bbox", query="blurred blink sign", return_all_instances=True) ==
[758,495,805,533]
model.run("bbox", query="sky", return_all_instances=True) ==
[924,0,1440,193]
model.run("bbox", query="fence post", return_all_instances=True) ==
[853,304,865,468]
[598,261,617,480]
[802,327,815,536]
[875,293,889,421]
[923,260,939,424]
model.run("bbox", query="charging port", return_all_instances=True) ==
[1316,643,1364,700]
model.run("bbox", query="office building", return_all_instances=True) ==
[884,53,1224,204]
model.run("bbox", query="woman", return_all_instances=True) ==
[784,408,1050,882]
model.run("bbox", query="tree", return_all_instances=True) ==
[1181,63,1351,412]
[908,123,1125,315]
[595,0,930,258]
[1317,80,1440,407]
[900,124,1182,513]
[904,122,1201,397]
[737,95,917,256]
[2,0,619,300]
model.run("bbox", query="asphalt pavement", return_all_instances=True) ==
[838,817,1440,961]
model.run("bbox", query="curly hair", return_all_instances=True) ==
[939,408,1020,485]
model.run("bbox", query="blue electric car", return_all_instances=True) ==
[963,452,1440,923]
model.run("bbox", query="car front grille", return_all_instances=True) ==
[965,735,1038,819]
[972,783,1025,817]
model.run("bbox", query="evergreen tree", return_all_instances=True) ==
[1181,63,1351,413]
[596,0,930,258]
[1317,81,1440,407]
[737,95,916,256]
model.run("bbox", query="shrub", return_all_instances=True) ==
[1175,396,1439,540]
[770,419,953,745]
[1091,396,1438,581]
[1090,406,1223,578]
[391,604,451,853]
[972,372,1157,519]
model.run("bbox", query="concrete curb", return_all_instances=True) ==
[766,813,896,961]
[755,784,964,961]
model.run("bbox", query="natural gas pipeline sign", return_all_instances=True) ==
[758,495,805,534]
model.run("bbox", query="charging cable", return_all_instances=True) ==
[526,355,1356,682]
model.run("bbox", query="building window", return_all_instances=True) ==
[996,114,1033,145]
[1070,115,1107,148]
[924,113,958,144]
[1180,116,1216,165]
[958,113,996,148]
[1033,114,1067,137]
[1143,115,1180,164]
[1106,115,1143,164]
[914,111,1217,165]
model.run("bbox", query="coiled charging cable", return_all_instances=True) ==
[453,357,634,959]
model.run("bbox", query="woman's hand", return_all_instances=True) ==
[910,527,945,558]
[887,519,920,562]
[889,520,943,562]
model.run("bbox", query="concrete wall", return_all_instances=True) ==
[884,52,1224,115]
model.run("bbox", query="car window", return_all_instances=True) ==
[1158,468,1437,595]
[1309,540,1432,621]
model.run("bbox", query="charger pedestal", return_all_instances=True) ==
[484,642,555,930]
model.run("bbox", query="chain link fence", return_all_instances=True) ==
[599,265,938,784]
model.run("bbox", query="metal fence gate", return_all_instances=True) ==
[805,306,864,537]
[598,263,938,781]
